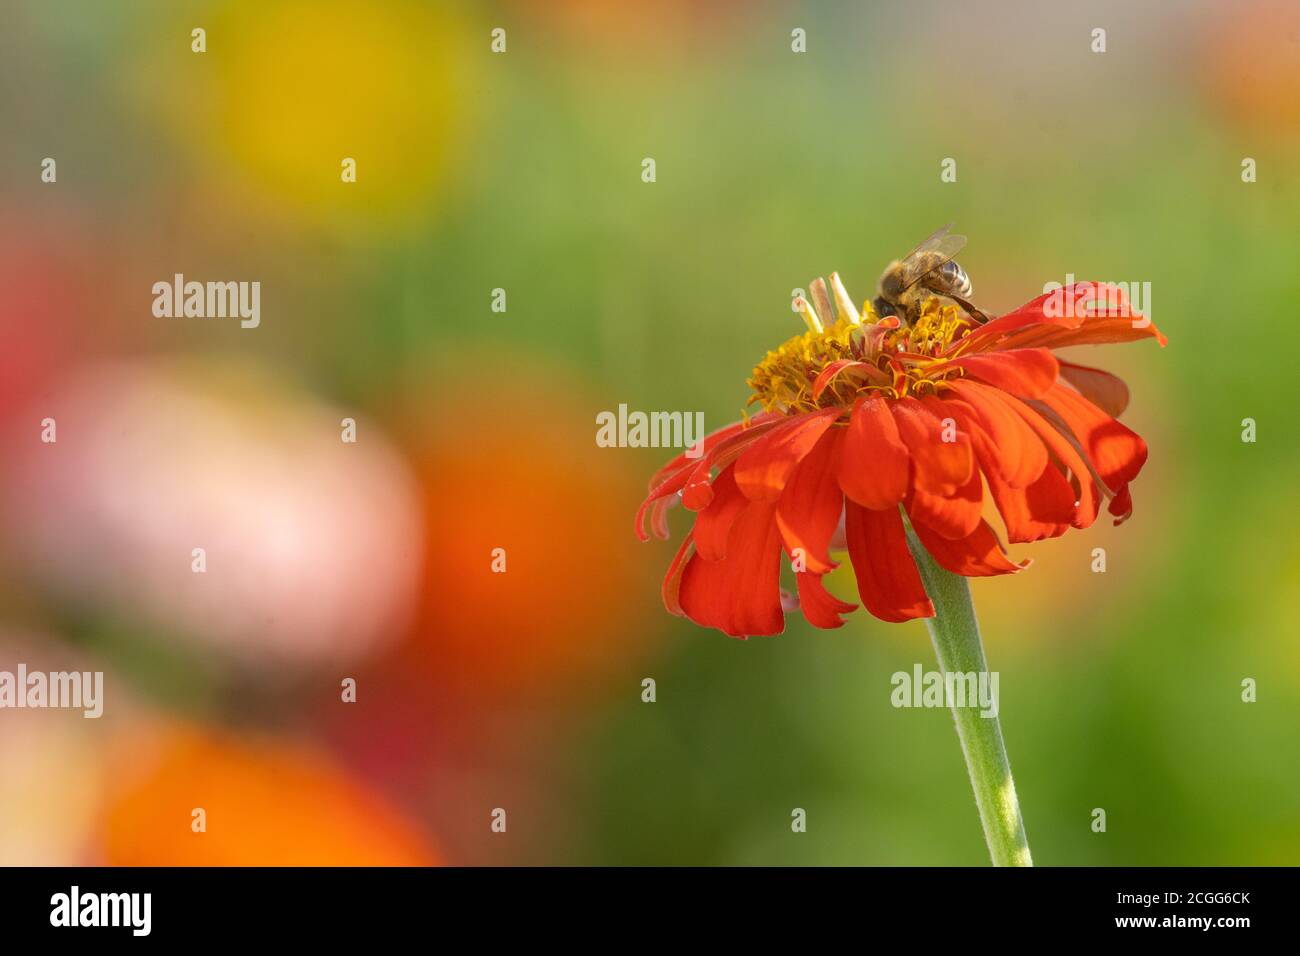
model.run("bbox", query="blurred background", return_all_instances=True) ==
[1,0,1297,865]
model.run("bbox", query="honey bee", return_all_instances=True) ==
[873,224,994,326]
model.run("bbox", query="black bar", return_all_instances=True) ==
[0,867,1290,941]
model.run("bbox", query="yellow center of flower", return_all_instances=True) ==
[906,297,974,355]
[747,282,976,414]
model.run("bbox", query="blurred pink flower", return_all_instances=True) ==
[1,359,422,666]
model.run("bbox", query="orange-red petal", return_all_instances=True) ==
[811,359,886,401]
[680,419,783,511]
[1037,382,1147,490]
[910,517,1027,577]
[647,493,676,540]
[957,282,1104,343]
[636,466,694,541]
[1005,396,1101,529]
[678,501,785,637]
[1058,361,1130,418]
[692,466,749,561]
[661,531,694,616]
[906,466,984,540]
[954,282,1166,353]
[925,391,1069,543]
[733,407,844,501]
[890,397,973,495]
[950,348,1059,399]
[794,571,857,629]
[945,381,1048,488]
[844,501,934,623]
[1007,315,1166,350]
[1108,483,1134,526]
[775,428,845,574]
[648,413,777,489]
[978,441,1075,543]
[838,395,910,509]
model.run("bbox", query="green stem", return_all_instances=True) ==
[905,525,1033,867]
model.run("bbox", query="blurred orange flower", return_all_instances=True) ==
[1203,0,1300,139]
[416,364,656,699]
[102,725,438,866]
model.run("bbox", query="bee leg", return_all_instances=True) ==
[948,293,994,325]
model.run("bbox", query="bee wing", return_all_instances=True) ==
[894,224,968,291]
[907,223,956,255]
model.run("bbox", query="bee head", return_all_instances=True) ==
[878,260,907,301]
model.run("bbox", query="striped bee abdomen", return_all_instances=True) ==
[932,259,973,298]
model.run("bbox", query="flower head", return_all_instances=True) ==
[637,272,1165,637]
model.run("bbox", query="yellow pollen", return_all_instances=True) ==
[907,296,973,354]
[749,279,975,414]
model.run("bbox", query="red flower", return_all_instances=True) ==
[636,278,1165,637]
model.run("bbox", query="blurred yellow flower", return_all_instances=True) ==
[140,0,474,228]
